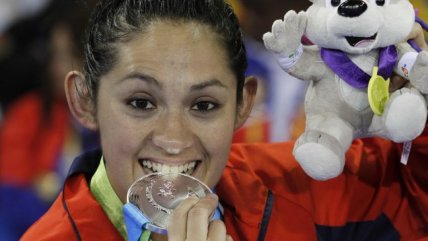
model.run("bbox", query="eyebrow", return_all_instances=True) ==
[121,72,227,91]
[190,79,228,91]
[120,72,162,87]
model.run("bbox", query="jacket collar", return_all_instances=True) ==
[62,148,123,241]
[67,148,102,181]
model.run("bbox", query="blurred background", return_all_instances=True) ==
[0,0,99,240]
[0,0,427,240]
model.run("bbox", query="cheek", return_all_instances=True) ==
[204,136,233,188]
[98,106,139,159]
[199,114,236,187]
[96,100,144,200]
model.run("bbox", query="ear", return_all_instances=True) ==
[234,76,258,130]
[64,71,98,130]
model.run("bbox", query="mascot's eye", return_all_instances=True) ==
[371,0,390,6]
[376,0,385,6]
[330,0,341,7]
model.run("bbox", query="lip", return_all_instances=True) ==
[345,33,377,47]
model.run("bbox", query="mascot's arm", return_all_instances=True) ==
[394,42,418,80]
[288,45,328,82]
[394,42,428,93]
[263,10,326,81]
[263,10,307,58]
[406,48,428,94]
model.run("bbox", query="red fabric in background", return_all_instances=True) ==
[0,92,68,185]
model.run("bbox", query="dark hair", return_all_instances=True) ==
[83,0,247,104]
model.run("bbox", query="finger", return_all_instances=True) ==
[389,74,407,91]
[167,196,199,241]
[412,24,427,51]
[263,32,283,53]
[262,32,274,45]
[407,23,422,40]
[407,23,428,51]
[283,10,298,23]
[297,11,308,32]
[186,194,219,241]
[226,235,234,241]
[272,20,285,38]
[207,220,226,241]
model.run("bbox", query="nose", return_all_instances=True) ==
[338,0,367,18]
[152,112,193,155]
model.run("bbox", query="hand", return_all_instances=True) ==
[263,10,307,54]
[390,22,428,91]
[166,194,232,241]
[407,22,428,51]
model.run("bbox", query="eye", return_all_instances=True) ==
[129,99,155,110]
[191,101,218,112]
[371,0,389,6]
[326,0,341,7]
[331,0,341,7]
[376,0,385,5]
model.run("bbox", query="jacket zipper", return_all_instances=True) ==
[257,190,274,241]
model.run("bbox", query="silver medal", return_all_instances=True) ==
[126,172,213,231]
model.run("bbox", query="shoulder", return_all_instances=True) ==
[220,143,316,239]
[223,142,309,200]
[21,150,104,240]
[229,142,296,169]
[228,142,302,179]
[22,163,122,240]
[223,141,300,187]
[20,194,76,240]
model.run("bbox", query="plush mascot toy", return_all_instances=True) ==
[263,0,428,180]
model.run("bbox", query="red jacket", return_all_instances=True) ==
[21,127,428,241]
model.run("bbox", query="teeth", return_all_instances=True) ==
[141,160,198,174]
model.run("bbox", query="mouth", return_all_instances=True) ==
[139,159,201,175]
[345,33,377,47]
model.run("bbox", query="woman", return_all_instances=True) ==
[21,0,428,240]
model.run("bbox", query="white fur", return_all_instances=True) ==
[294,143,343,180]
[305,0,414,54]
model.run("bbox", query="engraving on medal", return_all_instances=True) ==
[145,179,173,214]
[158,180,176,199]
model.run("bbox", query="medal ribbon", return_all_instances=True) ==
[90,158,129,239]
[123,203,154,241]
[320,45,398,89]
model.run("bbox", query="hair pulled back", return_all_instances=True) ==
[84,0,247,103]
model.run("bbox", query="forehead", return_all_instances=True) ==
[124,20,223,59]
[133,20,224,62]
[106,20,235,87]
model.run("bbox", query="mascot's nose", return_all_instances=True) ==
[338,0,367,18]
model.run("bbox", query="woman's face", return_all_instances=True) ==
[95,21,243,201]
